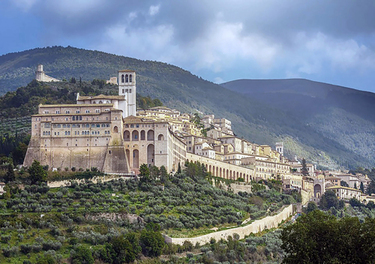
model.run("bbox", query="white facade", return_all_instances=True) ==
[118,70,136,117]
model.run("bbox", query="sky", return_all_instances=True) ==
[1,0,375,92]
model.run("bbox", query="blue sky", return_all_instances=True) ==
[1,0,375,92]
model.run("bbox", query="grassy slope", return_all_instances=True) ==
[0,46,370,168]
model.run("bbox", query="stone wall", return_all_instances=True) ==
[301,189,312,205]
[47,175,131,188]
[187,153,254,182]
[164,204,294,245]
[230,183,253,194]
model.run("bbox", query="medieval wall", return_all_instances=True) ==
[164,204,294,245]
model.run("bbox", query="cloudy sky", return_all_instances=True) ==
[1,0,375,92]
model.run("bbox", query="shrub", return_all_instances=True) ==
[3,246,19,257]
[71,245,94,264]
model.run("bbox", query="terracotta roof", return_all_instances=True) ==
[77,94,125,100]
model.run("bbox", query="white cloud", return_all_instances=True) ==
[99,23,176,63]
[149,5,160,16]
[184,20,281,74]
[290,32,375,76]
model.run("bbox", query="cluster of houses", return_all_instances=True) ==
[14,66,375,206]
[137,106,374,205]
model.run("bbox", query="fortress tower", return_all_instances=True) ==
[35,64,60,82]
[118,70,136,117]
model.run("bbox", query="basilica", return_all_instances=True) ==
[24,67,290,183]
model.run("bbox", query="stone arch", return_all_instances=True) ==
[133,149,139,168]
[147,144,155,166]
[113,126,118,133]
[121,74,125,83]
[124,130,130,141]
[99,101,103,104]
[140,130,146,140]
[129,74,132,82]
[226,169,229,179]
[125,74,129,83]
[132,130,139,141]
[158,134,164,140]
[147,130,154,140]
[314,184,322,198]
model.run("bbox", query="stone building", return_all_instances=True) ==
[35,64,60,82]
[25,68,293,183]
[24,70,186,174]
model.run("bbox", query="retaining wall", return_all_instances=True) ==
[47,175,131,188]
[164,204,294,245]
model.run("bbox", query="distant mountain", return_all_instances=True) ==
[0,46,372,169]
[221,79,375,168]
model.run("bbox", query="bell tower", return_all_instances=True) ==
[118,70,136,117]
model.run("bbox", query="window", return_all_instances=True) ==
[65,110,70,114]
[129,89,132,93]
[76,110,80,113]
[96,109,100,113]
[44,111,49,114]
[122,89,125,93]
[129,74,132,82]
[86,110,90,113]
[56,110,60,114]
[125,74,129,82]
[121,74,125,83]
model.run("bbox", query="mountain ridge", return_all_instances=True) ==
[0,46,373,169]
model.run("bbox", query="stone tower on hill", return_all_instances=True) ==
[35,64,60,82]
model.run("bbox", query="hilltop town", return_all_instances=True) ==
[18,66,374,206]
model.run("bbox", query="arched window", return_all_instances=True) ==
[147,130,154,140]
[147,144,154,166]
[125,74,129,83]
[113,126,118,133]
[121,74,125,83]
[124,130,130,141]
[158,134,164,141]
[140,130,146,140]
[133,149,139,168]
[129,74,132,82]
[132,130,139,141]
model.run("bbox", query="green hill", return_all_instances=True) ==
[0,46,372,169]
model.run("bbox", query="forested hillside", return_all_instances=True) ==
[0,46,372,169]
[221,79,375,169]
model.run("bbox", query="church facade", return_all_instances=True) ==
[24,70,186,174]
